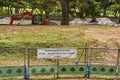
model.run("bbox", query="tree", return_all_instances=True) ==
[27,0,57,19]
[0,0,28,15]
[87,0,98,22]
[0,0,10,15]
[78,0,88,18]
[40,0,57,19]
[109,4,119,17]
[115,0,120,23]
[27,0,40,13]
[58,0,69,25]
[69,0,77,17]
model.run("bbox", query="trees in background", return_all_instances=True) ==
[0,0,119,24]
[40,0,57,18]
[0,0,10,16]
[0,0,28,15]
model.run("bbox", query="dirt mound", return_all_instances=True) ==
[97,18,114,25]
[0,17,32,24]
[13,19,32,24]
[70,17,120,26]
[0,17,10,24]
[69,18,88,25]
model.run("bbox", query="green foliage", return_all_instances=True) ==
[114,0,120,4]
[0,0,119,18]
[0,7,8,16]
[40,0,57,17]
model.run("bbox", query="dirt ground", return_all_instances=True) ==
[84,28,120,47]
[84,28,120,42]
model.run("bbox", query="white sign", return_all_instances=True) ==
[37,48,77,58]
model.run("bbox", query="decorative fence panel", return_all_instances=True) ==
[0,66,24,77]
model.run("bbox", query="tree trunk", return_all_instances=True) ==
[31,7,35,13]
[91,5,97,22]
[8,5,12,16]
[79,12,84,18]
[91,16,97,22]
[118,8,120,23]
[58,0,69,25]
[15,7,20,14]
[118,17,120,23]
[10,7,13,15]
[45,11,49,19]
[103,8,107,17]
[78,1,84,18]
[114,10,117,18]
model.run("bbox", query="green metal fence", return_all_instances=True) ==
[0,66,24,77]
[0,65,118,77]
[0,48,120,79]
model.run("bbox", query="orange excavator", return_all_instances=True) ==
[10,12,49,25]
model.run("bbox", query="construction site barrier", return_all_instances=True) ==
[0,47,120,79]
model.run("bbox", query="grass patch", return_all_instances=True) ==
[0,25,98,48]
[0,25,100,65]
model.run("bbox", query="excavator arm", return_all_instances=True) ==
[9,12,49,25]
[10,12,33,24]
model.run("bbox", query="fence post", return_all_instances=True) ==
[115,49,120,80]
[56,58,60,79]
[24,48,29,80]
[84,43,90,79]
[87,47,92,78]
[27,48,30,80]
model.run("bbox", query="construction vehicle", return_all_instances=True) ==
[10,12,49,25]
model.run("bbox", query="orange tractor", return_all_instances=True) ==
[10,12,50,25]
